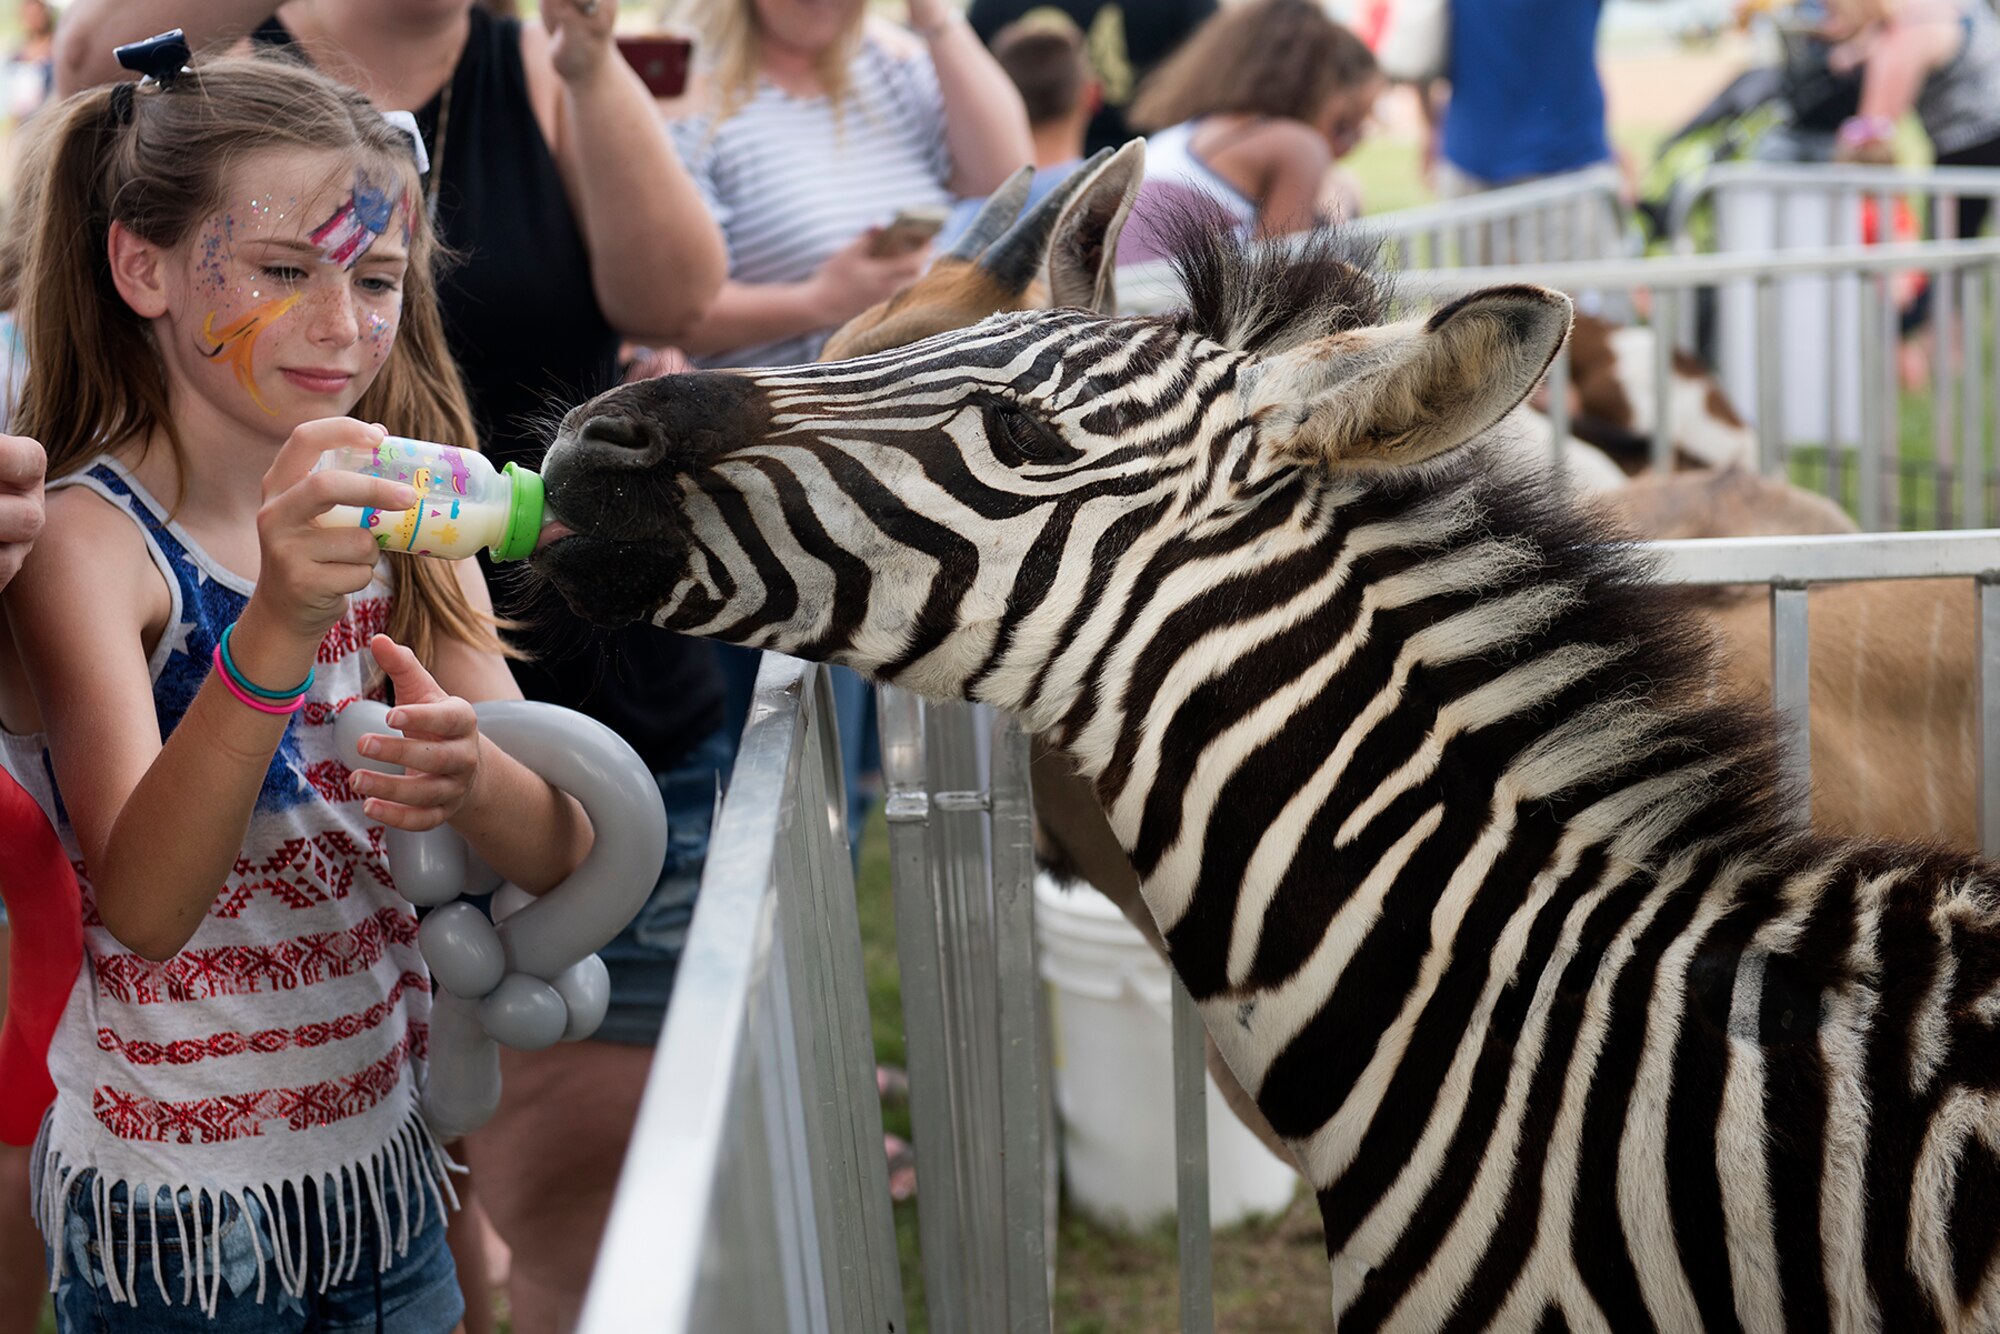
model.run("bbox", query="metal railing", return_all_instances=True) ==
[584,532,2000,1331]
[1664,161,2000,251]
[876,689,1052,1333]
[579,656,904,1334]
[1124,236,2000,531]
[1350,164,1635,269]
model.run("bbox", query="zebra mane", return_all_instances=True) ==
[1155,205,1391,355]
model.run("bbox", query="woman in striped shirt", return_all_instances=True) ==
[669,0,1033,370]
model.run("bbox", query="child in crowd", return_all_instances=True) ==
[0,50,591,1332]
[939,15,1102,250]
[1125,0,1385,241]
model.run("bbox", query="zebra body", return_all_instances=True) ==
[536,213,2000,1331]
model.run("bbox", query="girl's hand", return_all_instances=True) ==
[0,432,47,593]
[351,634,482,831]
[248,419,417,646]
[546,0,616,84]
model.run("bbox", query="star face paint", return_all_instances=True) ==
[308,173,399,270]
[198,291,305,415]
[150,148,412,437]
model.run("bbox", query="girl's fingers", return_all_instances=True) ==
[370,634,451,708]
[265,417,386,497]
[361,797,451,833]
[350,770,465,809]
[380,702,475,741]
[354,733,476,776]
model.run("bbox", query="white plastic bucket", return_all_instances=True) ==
[1034,874,1299,1232]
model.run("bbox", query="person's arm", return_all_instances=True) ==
[536,0,727,344]
[673,229,929,359]
[1855,9,1962,121]
[8,420,419,961]
[903,3,1033,196]
[352,562,592,893]
[53,0,271,95]
[1240,121,1333,239]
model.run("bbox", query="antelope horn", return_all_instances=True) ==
[978,146,1116,294]
[943,165,1037,262]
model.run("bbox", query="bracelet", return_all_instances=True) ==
[1837,114,1895,147]
[218,622,314,701]
[913,10,960,40]
[212,645,309,715]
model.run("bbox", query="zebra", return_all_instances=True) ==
[532,200,2000,1330]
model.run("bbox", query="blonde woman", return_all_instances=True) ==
[669,0,1034,368]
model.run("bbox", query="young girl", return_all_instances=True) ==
[1124,0,1384,240]
[0,53,591,1331]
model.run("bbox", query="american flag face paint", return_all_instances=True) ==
[308,173,399,270]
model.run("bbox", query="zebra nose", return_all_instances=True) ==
[574,414,663,468]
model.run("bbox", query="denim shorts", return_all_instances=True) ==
[594,725,736,1046]
[47,1168,463,1333]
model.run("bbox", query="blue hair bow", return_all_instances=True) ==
[113,28,192,86]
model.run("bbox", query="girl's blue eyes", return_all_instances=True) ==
[261,265,308,283]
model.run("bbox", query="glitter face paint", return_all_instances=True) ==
[199,291,304,415]
[308,173,398,270]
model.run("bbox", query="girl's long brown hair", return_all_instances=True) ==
[14,54,500,664]
[1127,0,1377,134]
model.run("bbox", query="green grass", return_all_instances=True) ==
[852,807,1333,1331]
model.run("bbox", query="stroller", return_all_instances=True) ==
[1635,14,1863,247]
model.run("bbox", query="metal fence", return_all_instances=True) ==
[1123,235,2000,531]
[580,655,904,1334]
[1664,162,2000,252]
[1350,163,1635,269]
[581,535,2000,1332]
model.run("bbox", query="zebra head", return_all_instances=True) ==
[535,217,1572,745]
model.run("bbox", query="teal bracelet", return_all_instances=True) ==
[218,622,315,701]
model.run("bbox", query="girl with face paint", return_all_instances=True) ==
[0,55,592,1332]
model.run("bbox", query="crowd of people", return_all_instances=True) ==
[0,0,1994,1330]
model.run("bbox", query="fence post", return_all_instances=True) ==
[989,716,1055,1332]
[1979,576,2000,857]
[1769,584,1813,819]
[1171,980,1215,1334]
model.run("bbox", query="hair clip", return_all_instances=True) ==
[113,28,192,87]
[381,110,432,176]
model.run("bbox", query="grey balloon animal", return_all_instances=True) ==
[335,699,669,1141]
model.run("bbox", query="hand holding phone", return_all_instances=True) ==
[868,205,949,258]
[617,33,694,99]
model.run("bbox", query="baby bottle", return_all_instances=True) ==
[313,437,544,561]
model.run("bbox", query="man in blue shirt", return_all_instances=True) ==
[1428,0,1612,191]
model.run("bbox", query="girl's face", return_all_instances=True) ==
[1315,75,1385,160]
[753,0,866,57]
[151,148,412,442]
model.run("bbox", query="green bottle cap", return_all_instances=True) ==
[494,462,545,562]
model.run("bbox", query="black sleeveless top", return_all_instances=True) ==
[254,10,723,773]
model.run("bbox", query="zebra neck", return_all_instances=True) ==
[1085,466,1790,1012]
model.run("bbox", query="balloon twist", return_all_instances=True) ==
[335,700,668,1140]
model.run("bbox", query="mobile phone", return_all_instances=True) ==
[617,33,693,100]
[869,206,949,258]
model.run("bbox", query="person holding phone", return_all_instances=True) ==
[667,0,1033,370]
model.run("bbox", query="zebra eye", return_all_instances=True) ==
[984,399,1067,465]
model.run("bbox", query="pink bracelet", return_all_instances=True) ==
[211,644,307,716]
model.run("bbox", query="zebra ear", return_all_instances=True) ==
[1248,286,1573,472]
[1046,139,1144,314]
